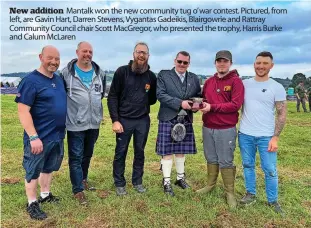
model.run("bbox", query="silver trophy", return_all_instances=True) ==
[189,97,204,109]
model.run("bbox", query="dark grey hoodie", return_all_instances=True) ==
[60,59,106,131]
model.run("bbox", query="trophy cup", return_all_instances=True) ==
[188,97,204,110]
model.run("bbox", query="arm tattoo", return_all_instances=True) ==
[274,101,287,137]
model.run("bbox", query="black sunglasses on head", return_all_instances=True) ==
[176,60,189,65]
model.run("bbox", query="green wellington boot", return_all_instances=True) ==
[221,167,237,208]
[196,164,219,194]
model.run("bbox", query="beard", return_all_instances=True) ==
[255,69,269,77]
[82,59,91,66]
[132,57,148,74]
[217,67,229,75]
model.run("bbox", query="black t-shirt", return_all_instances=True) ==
[107,63,157,122]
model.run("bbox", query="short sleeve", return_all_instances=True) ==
[15,79,36,106]
[275,83,286,101]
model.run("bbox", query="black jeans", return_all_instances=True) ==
[113,115,150,187]
[67,129,99,194]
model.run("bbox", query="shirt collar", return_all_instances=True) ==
[175,69,186,78]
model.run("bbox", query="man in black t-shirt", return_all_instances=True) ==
[107,42,157,196]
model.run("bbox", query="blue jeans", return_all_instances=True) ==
[238,132,278,203]
[67,129,99,194]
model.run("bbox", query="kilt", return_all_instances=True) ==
[156,117,197,156]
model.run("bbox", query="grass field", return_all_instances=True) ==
[1,95,311,227]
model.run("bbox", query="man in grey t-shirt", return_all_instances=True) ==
[239,51,287,215]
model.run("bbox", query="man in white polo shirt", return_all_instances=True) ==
[239,51,287,215]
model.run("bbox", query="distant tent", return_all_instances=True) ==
[0,77,22,87]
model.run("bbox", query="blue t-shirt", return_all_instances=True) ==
[15,70,67,144]
[74,64,94,88]
[239,78,286,137]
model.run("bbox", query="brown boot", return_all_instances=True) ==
[82,179,96,191]
[221,167,237,208]
[74,192,88,206]
[196,164,219,194]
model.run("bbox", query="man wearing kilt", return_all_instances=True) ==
[156,51,201,196]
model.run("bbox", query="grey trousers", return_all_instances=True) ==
[202,126,237,168]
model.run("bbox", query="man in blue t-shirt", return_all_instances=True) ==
[239,51,287,216]
[15,46,67,220]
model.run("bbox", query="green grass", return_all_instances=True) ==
[1,95,311,227]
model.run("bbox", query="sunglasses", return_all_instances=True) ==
[176,60,189,65]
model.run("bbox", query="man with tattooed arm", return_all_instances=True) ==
[238,52,287,215]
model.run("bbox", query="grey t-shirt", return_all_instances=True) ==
[239,78,286,137]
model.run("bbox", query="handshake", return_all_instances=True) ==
[181,98,210,113]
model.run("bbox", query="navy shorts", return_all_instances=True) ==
[23,140,64,183]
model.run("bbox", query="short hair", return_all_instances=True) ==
[134,42,149,52]
[41,46,46,54]
[256,51,273,60]
[176,51,191,61]
[77,41,92,50]
[77,41,85,49]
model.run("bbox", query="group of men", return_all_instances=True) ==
[16,41,287,220]
[295,81,311,112]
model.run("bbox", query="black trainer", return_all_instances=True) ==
[174,178,190,189]
[268,201,285,217]
[133,184,147,193]
[38,192,60,204]
[26,201,47,220]
[240,192,256,205]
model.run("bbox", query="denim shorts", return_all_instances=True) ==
[23,140,64,183]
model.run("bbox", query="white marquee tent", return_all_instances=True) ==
[0,77,22,87]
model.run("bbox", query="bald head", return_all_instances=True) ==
[41,45,60,57]
[39,45,60,75]
[76,41,93,66]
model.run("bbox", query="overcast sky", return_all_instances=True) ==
[1,0,311,78]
